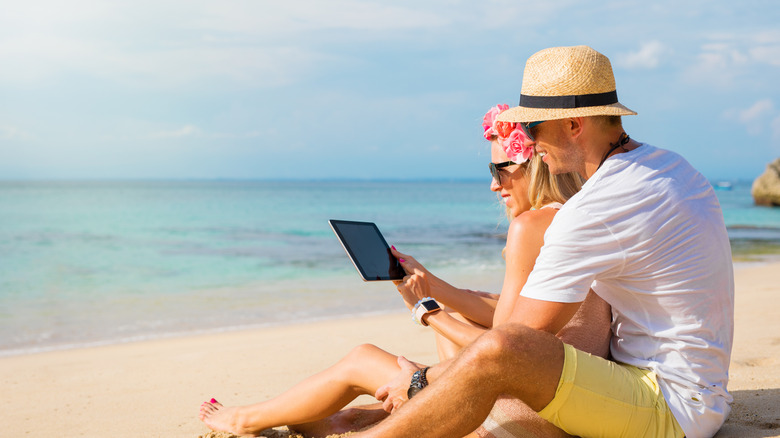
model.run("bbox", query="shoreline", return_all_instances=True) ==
[0,263,506,359]
[1,261,779,437]
[0,308,406,359]
[3,253,779,359]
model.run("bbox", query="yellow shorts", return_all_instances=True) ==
[538,343,686,438]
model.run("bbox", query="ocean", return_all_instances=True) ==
[1,180,778,356]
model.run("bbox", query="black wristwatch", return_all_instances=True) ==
[407,367,430,399]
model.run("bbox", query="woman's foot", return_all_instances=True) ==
[199,398,248,436]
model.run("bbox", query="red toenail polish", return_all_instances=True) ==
[210,398,217,403]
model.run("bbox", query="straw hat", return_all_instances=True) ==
[496,45,637,123]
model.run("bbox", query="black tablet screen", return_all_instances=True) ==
[329,220,405,281]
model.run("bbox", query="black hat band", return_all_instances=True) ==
[519,90,618,109]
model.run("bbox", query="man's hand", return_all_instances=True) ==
[375,356,421,413]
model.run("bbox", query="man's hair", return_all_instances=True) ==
[594,115,622,127]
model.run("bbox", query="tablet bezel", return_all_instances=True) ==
[329,219,404,281]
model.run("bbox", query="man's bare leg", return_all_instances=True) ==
[354,324,565,438]
[289,403,388,437]
[474,291,611,438]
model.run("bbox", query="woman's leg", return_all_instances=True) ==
[435,308,487,361]
[199,344,405,436]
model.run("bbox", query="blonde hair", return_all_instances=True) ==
[487,134,583,219]
[524,153,583,210]
[496,153,583,221]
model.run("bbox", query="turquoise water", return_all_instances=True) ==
[0,180,507,355]
[0,180,778,355]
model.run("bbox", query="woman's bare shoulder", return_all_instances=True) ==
[503,209,557,260]
[507,208,557,238]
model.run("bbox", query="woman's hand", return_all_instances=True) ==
[391,246,433,310]
[391,246,430,278]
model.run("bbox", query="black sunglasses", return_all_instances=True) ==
[519,121,546,142]
[489,161,517,185]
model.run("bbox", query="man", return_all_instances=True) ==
[356,46,734,438]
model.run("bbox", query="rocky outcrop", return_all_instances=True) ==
[752,158,780,206]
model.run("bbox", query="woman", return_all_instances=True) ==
[400,104,591,362]
[198,105,612,438]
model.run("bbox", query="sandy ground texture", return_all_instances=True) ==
[1,262,778,438]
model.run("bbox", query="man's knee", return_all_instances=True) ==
[467,324,553,370]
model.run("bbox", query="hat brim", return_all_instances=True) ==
[496,102,637,124]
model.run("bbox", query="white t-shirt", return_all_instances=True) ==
[522,144,734,438]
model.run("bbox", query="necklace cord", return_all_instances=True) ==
[597,132,630,170]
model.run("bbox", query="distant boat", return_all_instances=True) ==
[715,181,733,191]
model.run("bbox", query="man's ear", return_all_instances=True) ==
[567,117,585,139]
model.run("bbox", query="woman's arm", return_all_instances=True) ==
[421,309,490,349]
[492,209,557,326]
[392,264,494,350]
[373,211,561,413]
[391,247,497,327]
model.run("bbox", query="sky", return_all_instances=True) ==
[1,0,779,181]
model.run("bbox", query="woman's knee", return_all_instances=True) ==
[343,343,384,365]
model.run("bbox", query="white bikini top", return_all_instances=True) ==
[538,202,564,210]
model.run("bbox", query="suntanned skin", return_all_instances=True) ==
[351,117,637,438]
[195,142,557,436]
[198,120,619,437]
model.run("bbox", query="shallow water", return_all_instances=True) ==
[0,179,777,355]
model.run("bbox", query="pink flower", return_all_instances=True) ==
[501,129,533,163]
[482,104,509,140]
[495,121,516,138]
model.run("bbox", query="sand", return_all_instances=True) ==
[1,262,778,438]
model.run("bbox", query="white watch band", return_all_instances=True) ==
[413,297,441,326]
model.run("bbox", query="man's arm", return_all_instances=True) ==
[508,295,582,334]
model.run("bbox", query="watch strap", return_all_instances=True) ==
[407,366,431,399]
[413,297,441,326]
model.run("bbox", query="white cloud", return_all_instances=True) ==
[0,125,32,140]
[724,99,777,136]
[150,125,201,139]
[749,45,780,67]
[0,0,452,88]
[194,0,450,33]
[772,116,780,145]
[615,41,666,69]
[147,125,267,140]
[683,29,780,87]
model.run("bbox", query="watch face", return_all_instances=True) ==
[421,300,440,312]
[407,385,422,399]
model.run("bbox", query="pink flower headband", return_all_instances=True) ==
[482,104,534,164]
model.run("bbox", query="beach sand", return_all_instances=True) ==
[1,262,778,437]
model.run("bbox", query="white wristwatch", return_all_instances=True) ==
[413,297,441,326]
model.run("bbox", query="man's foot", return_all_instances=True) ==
[199,398,245,435]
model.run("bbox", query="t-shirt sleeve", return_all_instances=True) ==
[520,207,625,303]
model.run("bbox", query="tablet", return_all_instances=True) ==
[329,219,405,281]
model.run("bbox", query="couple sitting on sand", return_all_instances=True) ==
[200,46,734,438]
